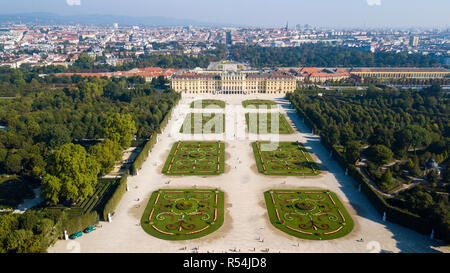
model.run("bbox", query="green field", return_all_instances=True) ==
[242,99,277,108]
[180,113,225,134]
[190,99,225,109]
[141,189,224,240]
[252,141,320,176]
[162,141,225,175]
[264,190,353,240]
[245,113,294,134]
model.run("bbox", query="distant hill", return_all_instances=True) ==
[0,12,240,27]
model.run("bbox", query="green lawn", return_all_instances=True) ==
[141,189,224,240]
[242,99,277,108]
[245,113,294,134]
[264,190,354,240]
[180,113,225,134]
[162,141,225,175]
[252,141,320,176]
[190,99,225,109]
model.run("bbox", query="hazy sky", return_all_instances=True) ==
[1,0,449,28]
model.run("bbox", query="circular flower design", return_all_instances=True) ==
[295,201,315,211]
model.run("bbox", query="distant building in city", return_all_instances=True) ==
[226,31,232,45]
[409,36,419,47]
[53,67,180,82]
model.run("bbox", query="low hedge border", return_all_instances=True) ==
[130,97,180,175]
[61,210,99,236]
[101,175,128,221]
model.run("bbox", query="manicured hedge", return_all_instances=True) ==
[289,98,438,239]
[61,210,99,236]
[130,134,157,175]
[130,97,179,176]
[102,175,128,221]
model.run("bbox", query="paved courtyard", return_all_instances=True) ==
[49,94,446,253]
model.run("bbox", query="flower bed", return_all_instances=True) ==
[264,190,354,240]
[141,189,224,240]
[162,141,225,176]
[252,141,320,176]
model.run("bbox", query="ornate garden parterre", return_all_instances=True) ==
[252,141,320,175]
[162,141,225,175]
[141,189,224,240]
[264,190,354,240]
[242,99,277,108]
[245,112,294,134]
[190,99,225,109]
[180,113,225,134]
[140,99,355,242]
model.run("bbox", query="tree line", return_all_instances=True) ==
[0,71,180,252]
[287,83,449,240]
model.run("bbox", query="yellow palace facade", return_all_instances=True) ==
[350,68,449,80]
[170,71,297,94]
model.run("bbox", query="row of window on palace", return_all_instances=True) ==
[356,73,448,78]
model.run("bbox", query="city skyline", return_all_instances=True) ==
[0,0,449,28]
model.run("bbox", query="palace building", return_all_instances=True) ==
[350,67,449,80]
[171,70,297,94]
[283,67,351,83]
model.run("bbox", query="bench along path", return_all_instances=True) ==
[49,94,444,253]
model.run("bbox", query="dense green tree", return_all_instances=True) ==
[344,141,362,164]
[380,169,396,192]
[40,175,61,205]
[408,125,432,153]
[339,126,356,144]
[288,86,449,241]
[5,229,42,253]
[42,143,100,204]
[368,126,394,147]
[407,158,421,177]
[5,153,22,174]
[423,81,443,97]
[367,145,394,166]
[73,53,94,70]
[40,124,71,149]
[325,125,340,145]
[230,44,440,68]
[104,113,137,150]
[89,139,122,176]
[76,79,104,101]
[404,188,435,214]
[0,214,19,243]
[393,128,413,156]
[0,147,7,164]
